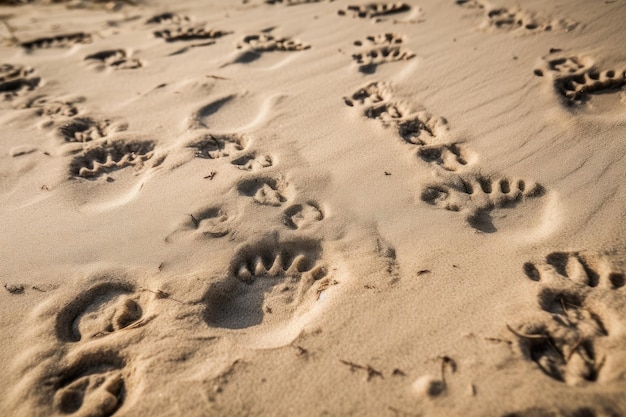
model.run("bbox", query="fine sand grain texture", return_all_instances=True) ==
[1,0,626,416]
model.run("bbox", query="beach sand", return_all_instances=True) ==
[0,0,625,415]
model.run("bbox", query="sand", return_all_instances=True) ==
[0,0,625,416]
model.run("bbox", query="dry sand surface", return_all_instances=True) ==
[0,0,626,415]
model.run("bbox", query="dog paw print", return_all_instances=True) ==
[204,238,329,336]
[417,143,468,172]
[231,152,273,171]
[343,81,393,108]
[344,82,468,171]
[18,280,159,417]
[338,2,411,20]
[237,175,291,206]
[284,202,324,230]
[145,12,190,25]
[238,33,310,52]
[351,33,415,74]
[21,95,82,121]
[535,55,625,105]
[154,26,232,42]
[85,49,143,70]
[0,63,40,100]
[58,117,126,143]
[420,174,545,232]
[21,32,92,51]
[187,133,246,160]
[509,252,626,385]
[69,139,155,179]
[52,352,127,417]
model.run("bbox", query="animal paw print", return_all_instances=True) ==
[456,1,574,33]
[396,111,448,144]
[231,152,273,171]
[455,0,484,9]
[187,133,246,159]
[484,7,552,31]
[0,63,40,100]
[21,95,81,120]
[55,282,152,343]
[509,252,626,385]
[58,117,126,143]
[204,237,328,332]
[344,81,393,108]
[351,33,415,74]
[21,33,92,51]
[345,82,410,124]
[45,282,155,417]
[238,33,310,52]
[284,202,324,230]
[69,139,155,179]
[417,143,468,172]
[145,12,190,25]
[237,175,290,206]
[345,82,467,171]
[420,174,545,232]
[85,49,143,70]
[188,207,231,238]
[52,352,127,417]
[535,55,625,104]
[166,206,231,242]
[154,26,232,42]
[338,2,411,20]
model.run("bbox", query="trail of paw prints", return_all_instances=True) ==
[0,63,41,101]
[344,81,470,172]
[420,173,545,232]
[21,32,92,51]
[351,33,415,74]
[85,49,143,71]
[204,236,331,347]
[17,280,158,417]
[455,0,578,33]
[508,252,626,386]
[534,55,626,106]
[338,2,412,21]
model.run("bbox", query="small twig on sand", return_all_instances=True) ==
[339,359,383,381]
[506,324,549,340]
[439,356,456,388]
